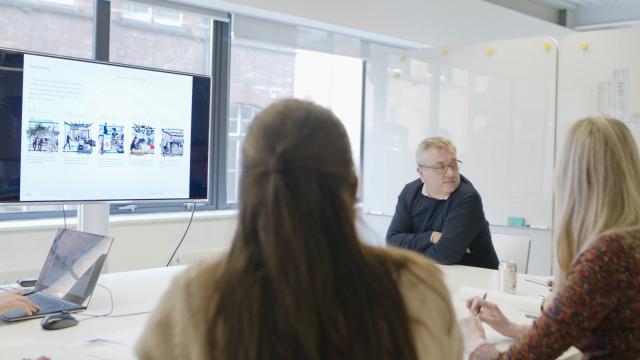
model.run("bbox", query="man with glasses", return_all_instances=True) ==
[387,137,499,269]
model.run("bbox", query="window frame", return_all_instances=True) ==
[0,1,396,220]
[0,0,231,219]
[108,1,231,215]
[219,26,370,207]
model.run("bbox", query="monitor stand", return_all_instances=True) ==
[77,204,109,236]
[77,203,110,272]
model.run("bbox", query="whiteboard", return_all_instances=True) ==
[362,37,557,228]
[557,28,640,163]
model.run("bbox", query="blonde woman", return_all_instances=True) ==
[461,117,640,359]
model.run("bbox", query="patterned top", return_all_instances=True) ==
[475,230,640,359]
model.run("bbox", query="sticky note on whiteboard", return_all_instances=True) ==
[507,217,525,227]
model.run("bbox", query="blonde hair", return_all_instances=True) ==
[415,137,456,164]
[555,117,640,283]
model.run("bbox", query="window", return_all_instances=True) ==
[110,0,216,75]
[222,16,368,206]
[226,103,261,203]
[0,0,94,58]
[0,0,229,219]
[0,1,404,219]
[108,1,229,214]
[0,0,95,217]
[120,2,152,22]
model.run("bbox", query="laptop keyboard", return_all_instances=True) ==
[29,292,74,313]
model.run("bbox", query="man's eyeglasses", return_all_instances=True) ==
[418,160,462,175]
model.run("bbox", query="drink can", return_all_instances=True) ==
[499,261,517,294]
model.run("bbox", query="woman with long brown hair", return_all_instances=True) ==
[460,116,640,359]
[137,99,462,359]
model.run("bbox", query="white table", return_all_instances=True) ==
[0,264,579,359]
[0,265,187,360]
[440,264,548,298]
[441,265,580,360]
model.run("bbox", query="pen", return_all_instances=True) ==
[525,278,554,287]
[475,292,487,315]
[525,278,546,286]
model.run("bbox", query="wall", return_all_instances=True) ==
[0,209,551,281]
[0,212,237,283]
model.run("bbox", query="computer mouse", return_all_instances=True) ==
[41,312,78,330]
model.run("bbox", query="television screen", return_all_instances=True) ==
[0,49,211,203]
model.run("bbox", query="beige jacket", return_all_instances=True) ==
[136,247,463,359]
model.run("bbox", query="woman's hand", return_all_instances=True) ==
[0,291,38,315]
[466,296,529,340]
[459,315,487,354]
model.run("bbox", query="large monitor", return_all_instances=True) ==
[0,48,211,203]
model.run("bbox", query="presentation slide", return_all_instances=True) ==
[19,54,194,201]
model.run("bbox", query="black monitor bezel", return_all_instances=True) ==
[0,47,211,204]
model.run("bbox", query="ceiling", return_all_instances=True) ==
[485,0,640,30]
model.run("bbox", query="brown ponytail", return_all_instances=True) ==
[208,99,418,360]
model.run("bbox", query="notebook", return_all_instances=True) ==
[1,228,114,321]
[452,286,541,346]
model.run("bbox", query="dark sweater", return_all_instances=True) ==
[386,176,499,269]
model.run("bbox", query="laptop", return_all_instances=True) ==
[1,228,114,321]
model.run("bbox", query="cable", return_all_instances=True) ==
[76,284,152,321]
[106,311,152,318]
[76,284,114,321]
[61,202,67,229]
[165,201,197,267]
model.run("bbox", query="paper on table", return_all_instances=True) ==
[454,286,541,346]
[65,326,144,359]
[456,287,542,316]
[75,342,136,360]
[100,326,144,347]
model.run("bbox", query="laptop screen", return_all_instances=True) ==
[34,228,113,305]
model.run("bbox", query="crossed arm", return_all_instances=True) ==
[387,193,484,264]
